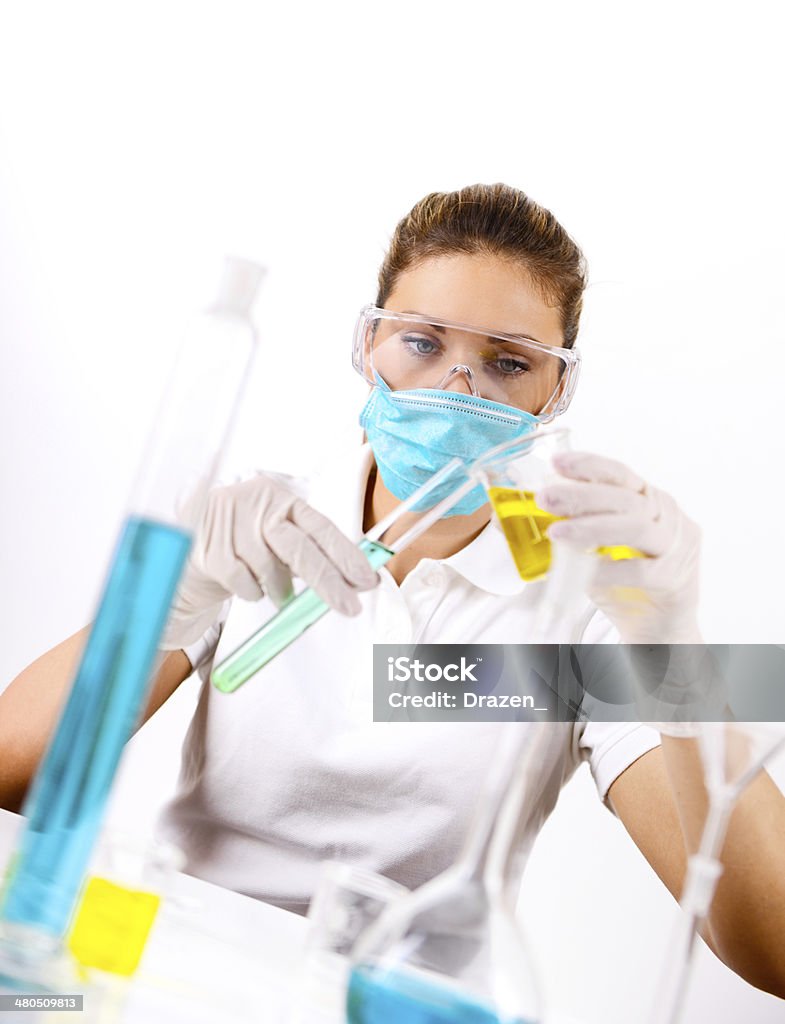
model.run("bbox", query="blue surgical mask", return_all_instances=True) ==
[359,378,538,516]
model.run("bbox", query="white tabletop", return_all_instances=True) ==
[0,809,309,1023]
[1,810,596,1024]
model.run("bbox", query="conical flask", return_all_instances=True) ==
[346,722,554,1024]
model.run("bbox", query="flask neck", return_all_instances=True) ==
[456,723,551,897]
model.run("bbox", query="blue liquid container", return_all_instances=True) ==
[0,258,262,948]
[0,518,190,935]
[345,728,548,1024]
[347,964,532,1024]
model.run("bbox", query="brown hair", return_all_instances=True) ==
[377,183,587,348]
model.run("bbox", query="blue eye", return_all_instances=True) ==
[493,355,530,376]
[402,333,439,356]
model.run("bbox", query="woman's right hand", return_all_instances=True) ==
[161,473,379,650]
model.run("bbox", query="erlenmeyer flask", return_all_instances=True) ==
[346,723,553,1024]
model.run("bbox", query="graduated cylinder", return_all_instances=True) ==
[0,258,262,944]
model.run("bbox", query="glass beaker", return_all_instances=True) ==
[469,427,642,583]
[66,831,185,978]
[290,862,407,1024]
[346,723,552,1024]
[469,428,646,644]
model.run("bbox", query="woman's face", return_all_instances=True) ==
[380,253,567,409]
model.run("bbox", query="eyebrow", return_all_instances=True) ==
[400,310,446,333]
[399,310,542,346]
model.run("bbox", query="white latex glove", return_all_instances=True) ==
[161,473,379,650]
[536,451,702,645]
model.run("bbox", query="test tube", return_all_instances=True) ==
[210,460,476,692]
[0,258,263,949]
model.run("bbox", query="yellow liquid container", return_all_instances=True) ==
[67,876,161,976]
[487,487,644,582]
[488,487,558,581]
[596,543,643,561]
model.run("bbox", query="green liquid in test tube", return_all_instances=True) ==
[211,539,393,693]
[211,462,478,692]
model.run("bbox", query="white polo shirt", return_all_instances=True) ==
[157,442,661,915]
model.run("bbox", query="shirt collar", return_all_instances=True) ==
[441,518,529,596]
[306,436,529,597]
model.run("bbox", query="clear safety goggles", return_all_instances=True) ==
[352,305,581,421]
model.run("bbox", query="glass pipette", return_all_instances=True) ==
[210,460,477,692]
[0,258,262,964]
[649,720,785,1024]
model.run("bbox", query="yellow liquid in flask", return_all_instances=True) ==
[488,487,644,582]
[488,487,558,581]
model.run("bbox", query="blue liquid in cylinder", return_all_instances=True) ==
[0,517,191,938]
[347,964,534,1024]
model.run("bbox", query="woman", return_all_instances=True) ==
[1,184,784,997]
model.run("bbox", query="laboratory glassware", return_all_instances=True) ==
[469,427,644,583]
[290,862,407,1024]
[346,722,553,1024]
[469,427,628,644]
[352,306,581,420]
[66,830,185,977]
[649,718,785,1024]
[210,458,477,692]
[0,257,262,966]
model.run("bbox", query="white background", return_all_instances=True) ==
[1,2,784,1021]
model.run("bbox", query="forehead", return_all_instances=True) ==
[384,253,565,347]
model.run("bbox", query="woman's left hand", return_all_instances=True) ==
[536,451,702,644]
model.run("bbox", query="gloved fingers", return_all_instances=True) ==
[263,518,363,615]
[590,555,661,591]
[170,566,233,616]
[551,451,648,493]
[188,486,265,603]
[547,511,671,556]
[255,552,295,609]
[290,499,379,590]
[210,555,266,603]
[536,479,654,519]
[230,518,295,606]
